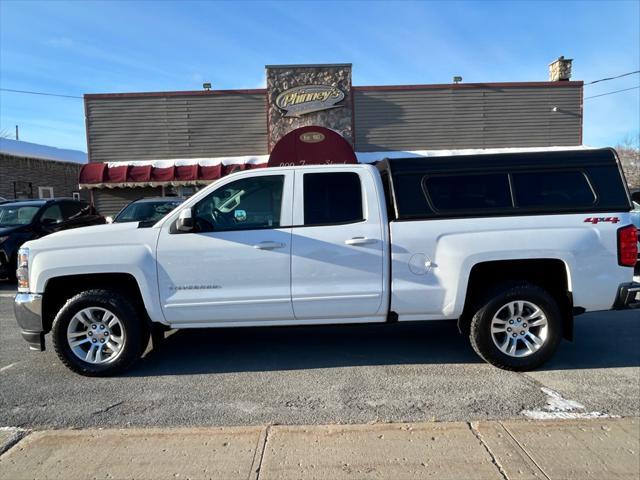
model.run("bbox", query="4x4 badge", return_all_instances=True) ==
[583,217,620,224]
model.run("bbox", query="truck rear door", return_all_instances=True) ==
[290,166,388,322]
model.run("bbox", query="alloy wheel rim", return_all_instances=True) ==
[490,300,548,358]
[66,307,126,364]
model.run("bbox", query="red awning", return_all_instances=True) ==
[151,166,175,183]
[127,165,152,183]
[175,164,198,182]
[106,165,128,183]
[79,163,107,184]
[79,160,267,188]
[200,164,222,180]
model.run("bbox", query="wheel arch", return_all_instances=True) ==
[458,258,575,341]
[42,273,151,334]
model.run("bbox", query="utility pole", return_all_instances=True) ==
[15,125,19,141]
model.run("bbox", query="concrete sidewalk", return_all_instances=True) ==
[0,418,638,480]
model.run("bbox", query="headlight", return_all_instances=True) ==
[17,247,29,292]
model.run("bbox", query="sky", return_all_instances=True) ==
[0,0,638,153]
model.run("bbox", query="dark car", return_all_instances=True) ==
[0,199,105,280]
[111,197,183,224]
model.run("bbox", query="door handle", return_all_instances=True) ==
[253,241,286,250]
[344,237,376,246]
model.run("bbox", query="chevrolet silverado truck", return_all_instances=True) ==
[14,148,639,376]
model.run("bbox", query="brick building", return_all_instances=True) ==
[0,138,86,200]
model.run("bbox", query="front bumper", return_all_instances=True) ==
[613,282,640,310]
[14,293,45,351]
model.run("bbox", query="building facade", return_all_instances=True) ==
[0,138,86,201]
[80,59,583,216]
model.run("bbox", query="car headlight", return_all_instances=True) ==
[17,247,29,292]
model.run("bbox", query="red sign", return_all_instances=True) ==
[268,126,357,167]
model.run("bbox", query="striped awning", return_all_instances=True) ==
[79,156,268,189]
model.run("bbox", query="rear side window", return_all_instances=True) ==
[423,174,512,212]
[512,171,595,208]
[304,172,363,226]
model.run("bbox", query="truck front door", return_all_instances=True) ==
[157,171,294,325]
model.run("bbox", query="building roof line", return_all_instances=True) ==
[265,63,352,68]
[83,80,583,100]
[353,81,584,91]
[84,88,268,99]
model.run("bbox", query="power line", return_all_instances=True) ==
[0,88,82,99]
[584,86,640,99]
[585,70,639,85]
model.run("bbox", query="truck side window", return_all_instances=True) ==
[423,174,512,212]
[193,175,284,232]
[512,171,596,208]
[304,172,363,226]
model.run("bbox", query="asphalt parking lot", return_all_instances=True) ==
[0,281,638,430]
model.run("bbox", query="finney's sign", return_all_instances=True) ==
[275,85,345,117]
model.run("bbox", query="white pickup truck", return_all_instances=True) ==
[14,148,639,376]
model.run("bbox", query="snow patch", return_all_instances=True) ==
[522,387,616,420]
[0,138,87,164]
[100,146,596,169]
[356,145,596,164]
[105,155,269,168]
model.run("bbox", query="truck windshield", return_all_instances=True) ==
[0,205,40,226]
[115,200,182,223]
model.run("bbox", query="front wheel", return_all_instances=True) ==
[51,289,149,376]
[469,282,562,371]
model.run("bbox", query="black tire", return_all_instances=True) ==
[469,282,562,371]
[51,289,149,376]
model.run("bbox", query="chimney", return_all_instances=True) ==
[549,56,573,81]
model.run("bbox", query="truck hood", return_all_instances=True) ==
[23,222,150,251]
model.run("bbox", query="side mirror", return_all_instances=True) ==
[105,216,114,224]
[176,208,194,232]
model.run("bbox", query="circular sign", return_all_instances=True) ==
[268,126,357,167]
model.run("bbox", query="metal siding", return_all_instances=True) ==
[354,86,582,151]
[86,94,268,162]
[93,187,163,217]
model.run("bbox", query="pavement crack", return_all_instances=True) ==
[468,422,509,480]
[500,422,552,480]
[91,400,124,415]
[253,425,272,480]
[0,428,29,456]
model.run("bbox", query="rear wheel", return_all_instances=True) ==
[52,289,149,376]
[469,282,562,371]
